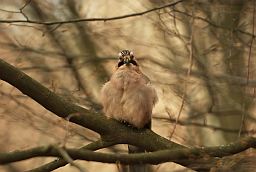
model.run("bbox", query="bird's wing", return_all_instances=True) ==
[100,81,123,120]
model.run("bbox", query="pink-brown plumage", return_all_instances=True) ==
[101,51,158,128]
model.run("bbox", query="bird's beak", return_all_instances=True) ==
[124,56,130,65]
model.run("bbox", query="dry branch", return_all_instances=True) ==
[0,58,255,172]
[0,137,255,165]
[0,0,184,25]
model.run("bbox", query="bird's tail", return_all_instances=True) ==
[128,122,152,172]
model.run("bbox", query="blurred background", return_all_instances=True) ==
[0,0,256,171]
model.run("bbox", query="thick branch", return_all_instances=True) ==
[0,58,182,151]
[0,58,254,172]
[1,58,254,172]
[0,137,255,165]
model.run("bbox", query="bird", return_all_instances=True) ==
[100,50,158,172]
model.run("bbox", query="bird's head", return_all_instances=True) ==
[117,50,138,67]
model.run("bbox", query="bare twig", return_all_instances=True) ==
[239,0,256,137]
[20,0,32,11]
[0,0,31,20]
[0,8,20,14]
[19,0,32,20]
[55,146,87,172]
[154,116,256,134]
[27,139,115,172]
[171,9,256,38]
[0,0,255,39]
[63,113,81,146]
[0,1,184,25]
[169,6,194,138]
[1,137,256,165]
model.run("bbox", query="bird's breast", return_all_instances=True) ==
[111,69,144,90]
[101,66,156,128]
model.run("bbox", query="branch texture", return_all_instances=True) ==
[0,137,255,165]
[1,58,255,172]
[0,58,182,151]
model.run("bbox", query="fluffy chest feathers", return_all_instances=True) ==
[112,66,148,90]
[101,65,158,128]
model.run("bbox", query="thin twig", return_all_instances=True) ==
[63,113,80,146]
[169,5,194,139]
[26,139,116,172]
[154,116,256,134]
[20,0,32,11]
[171,9,256,38]
[55,146,87,172]
[0,1,184,25]
[0,8,20,13]
[19,0,32,21]
[0,0,32,20]
[239,0,256,137]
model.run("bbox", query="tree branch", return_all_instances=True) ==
[1,0,254,38]
[0,57,254,171]
[0,137,255,165]
[26,139,116,172]
[54,146,87,172]
[0,58,182,151]
[1,57,255,172]
[0,58,190,169]
[154,116,256,134]
[171,9,256,37]
[0,55,254,171]
[0,0,184,25]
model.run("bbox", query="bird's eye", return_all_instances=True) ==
[119,57,123,60]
